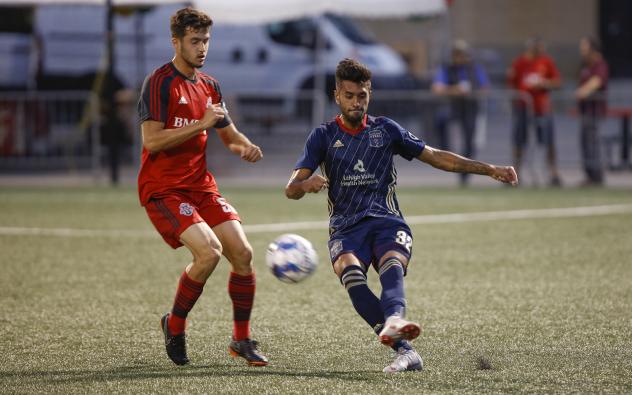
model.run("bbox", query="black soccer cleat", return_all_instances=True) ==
[228,338,269,366]
[160,313,189,366]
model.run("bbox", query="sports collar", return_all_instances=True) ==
[169,62,198,82]
[335,114,367,136]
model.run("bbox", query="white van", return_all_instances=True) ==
[207,13,411,94]
[31,4,412,94]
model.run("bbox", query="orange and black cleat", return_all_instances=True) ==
[228,339,268,366]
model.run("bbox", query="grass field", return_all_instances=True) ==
[1,186,632,393]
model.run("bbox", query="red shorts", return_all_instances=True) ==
[145,190,241,249]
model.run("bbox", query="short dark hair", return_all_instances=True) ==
[335,58,372,87]
[170,7,213,39]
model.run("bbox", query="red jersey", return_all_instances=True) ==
[578,58,608,116]
[509,54,560,115]
[137,62,232,206]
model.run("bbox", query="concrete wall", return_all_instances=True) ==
[449,0,597,45]
[357,0,599,85]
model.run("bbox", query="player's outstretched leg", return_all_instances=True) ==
[340,265,385,333]
[160,271,206,365]
[340,264,423,367]
[214,221,269,366]
[377,256,421,346]
[227,271,268,366]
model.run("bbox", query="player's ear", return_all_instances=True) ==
[334,89,340,105]
[171,36,179,50]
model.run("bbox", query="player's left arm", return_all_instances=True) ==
[417,145,518,186]
[215,124,263,162]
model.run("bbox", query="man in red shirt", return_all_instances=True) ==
[576,37,609,186]
[508,37,562,186]
[137,7,267,366]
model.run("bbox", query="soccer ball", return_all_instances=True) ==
[266,234,318,283]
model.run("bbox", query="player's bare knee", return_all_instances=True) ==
[196,245,222,270]
[333,258,361,278]
[229,245,254,273]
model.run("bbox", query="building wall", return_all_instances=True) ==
[450,0,597,45]
[357,0,599,85]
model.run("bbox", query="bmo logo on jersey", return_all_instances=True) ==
[173,117,200,128]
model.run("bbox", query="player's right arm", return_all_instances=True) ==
[286,126,328,199]
[141,105,225,153]
[285,168,328,200]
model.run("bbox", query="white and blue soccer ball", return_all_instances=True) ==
[266,234,318,283]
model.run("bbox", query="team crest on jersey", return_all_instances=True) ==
[369,129,384,147]
[179,202,194,216]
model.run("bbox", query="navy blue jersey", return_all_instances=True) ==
[295,115,425,233]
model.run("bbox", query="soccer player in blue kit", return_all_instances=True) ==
[285,58,518,373]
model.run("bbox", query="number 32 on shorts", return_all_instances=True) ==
[395,230,412,252]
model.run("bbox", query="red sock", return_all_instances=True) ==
[168,271,205,335]
[228,272,255,341]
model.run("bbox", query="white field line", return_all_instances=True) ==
[0,204,631,238]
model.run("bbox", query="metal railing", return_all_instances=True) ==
[1,88,630,185]
[0,91,101,177]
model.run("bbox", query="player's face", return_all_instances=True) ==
[335,80,371,126]
[174,27,210,69]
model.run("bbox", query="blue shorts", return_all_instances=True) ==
[327,216,413,272]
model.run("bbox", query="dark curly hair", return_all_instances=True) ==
[335,58,372,87]
[170,7,213,39]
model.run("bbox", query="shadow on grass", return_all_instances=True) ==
[0,363,378,385]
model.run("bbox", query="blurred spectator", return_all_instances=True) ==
[431,39,489,186]
[508,37,562,186]
[576,37,608,186]
[100,72,133,185]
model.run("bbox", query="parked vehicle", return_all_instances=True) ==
[31,4,414,93]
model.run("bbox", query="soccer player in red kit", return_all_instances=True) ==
[137,7,267,366]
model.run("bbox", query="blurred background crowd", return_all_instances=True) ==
[0,0,630,188]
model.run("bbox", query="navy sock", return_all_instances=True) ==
[340,266,384,331]
[393,339,413,351]
[378,257,406,319]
